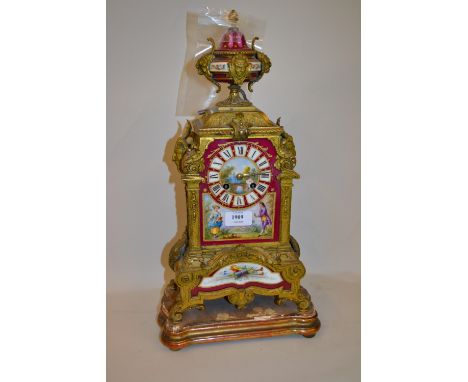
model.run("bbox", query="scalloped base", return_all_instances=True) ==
[157,282,320,351]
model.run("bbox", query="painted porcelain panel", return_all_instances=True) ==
[202,192,275,241]
[209,61,262,72]
[200,139,281,246]
[199,263,284,288]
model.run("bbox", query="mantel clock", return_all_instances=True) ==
[158,10,320,350]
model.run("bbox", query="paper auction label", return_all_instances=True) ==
[224,211,253,226]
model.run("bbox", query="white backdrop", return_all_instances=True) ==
[107,0,360,292]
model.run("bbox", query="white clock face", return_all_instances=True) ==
[207,142,272,208]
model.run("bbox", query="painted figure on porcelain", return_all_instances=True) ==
[208,205,223,238]
[256,201,272,235]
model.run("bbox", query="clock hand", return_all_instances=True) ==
[235,171,269,179]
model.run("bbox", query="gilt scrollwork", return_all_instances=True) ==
[205,244,277,269]
[168,241,311,321]
[200,111,276,130]
[282,263,306,283]
[274,132,300,178]
[172,121,212,176]
[248,37,272,92]
[189,190,198,224]
[173,120,195,173]
[230,112,251,140]
[274,288,312,313]
[195,37,221,93]
[227,290,255,309]
[176,271,198,288]
[180,146,205,175]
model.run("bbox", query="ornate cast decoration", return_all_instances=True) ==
[160,11,320,345]
[215,84,252,107]
[168,242,312,322]
[275,132,300,179]
[194,19,271,105]
[248,37,272,92]
[230,112,251,140]
[195,38,221,93]
[228,53,251,85]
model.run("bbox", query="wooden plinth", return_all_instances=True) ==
[157,282,321,351]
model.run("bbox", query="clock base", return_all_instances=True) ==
[157,281,320,351]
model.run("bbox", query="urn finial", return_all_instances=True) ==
[195,11,271,105]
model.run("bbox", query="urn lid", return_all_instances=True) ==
[219,26,248,50]
[217,10,248,50]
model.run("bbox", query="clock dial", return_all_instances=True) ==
[207,142,272,208]
[201,138,280,246]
